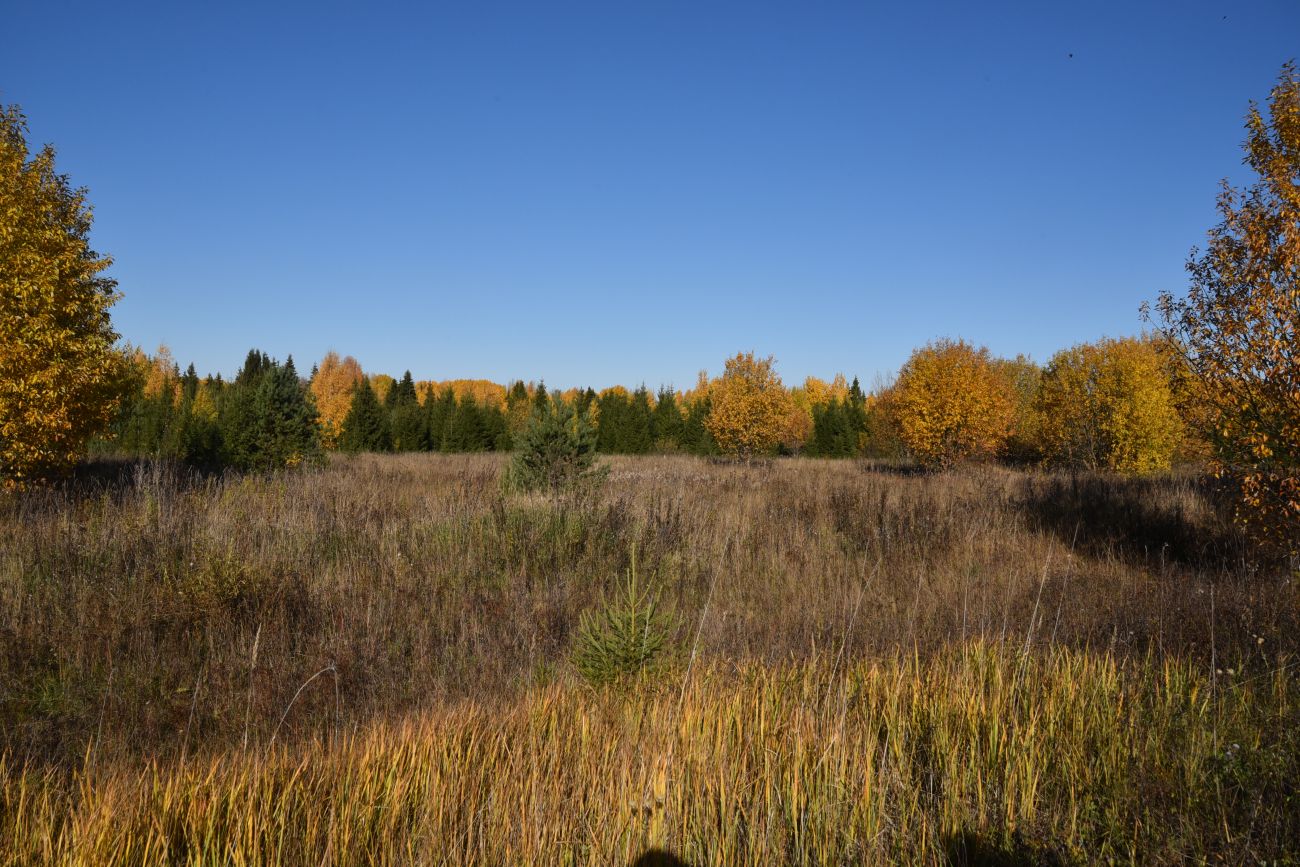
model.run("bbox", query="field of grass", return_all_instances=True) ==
[1,454,1297,863]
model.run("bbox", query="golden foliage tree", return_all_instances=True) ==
[892,339,1014,470]
[1154,64,1300,555]
[992,355,1043,463]
[310,351,364,449]
[1035,337,1182,474]
[704,352,791,459]
[0,105,126,486]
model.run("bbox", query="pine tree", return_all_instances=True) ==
[249,357,321,470]
[339,377,392,453]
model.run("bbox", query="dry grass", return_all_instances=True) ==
[1,454,1297,862]
[2,645,1296,865]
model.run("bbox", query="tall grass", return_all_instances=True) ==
[1,454,1297,862]
[2,644,1295,865]
[0,455,1293,764]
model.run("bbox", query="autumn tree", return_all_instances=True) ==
[1035,337,1183,474]
[0,105,128,485]
[993,355,1044,464]
[310,351,363,449]
[892,339,1014,470]
[1153,64,1300,555]
[704,352,791,460]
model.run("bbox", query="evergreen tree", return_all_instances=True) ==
[339,377,392,453]
[428,386,457,451]
[385,370,418,410]
[652,387,685,450]
[444,396,485,451]
[504,397,606,494]
[234,349,271,387]
[483,403,512,451]
[624,386,654,454]
[387,370,427,451]
[682,396,717,455]
[181,364,200,401]
[533,380,551,414]
[596,391,623,452]
[247,357,322,470]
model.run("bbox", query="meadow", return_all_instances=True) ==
[1,454,1297,864]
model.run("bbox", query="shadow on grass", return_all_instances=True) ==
[631,850,691,867]
[943,829,1070,866]
[1013,472,1245,571]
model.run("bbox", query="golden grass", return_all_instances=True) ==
[3,643,1296,865]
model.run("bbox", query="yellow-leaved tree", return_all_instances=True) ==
[1,105,126,486]
[1153,64,1300,556]
[1035,337,1182,474]
[892,339,1014,470]
[310,351,364,448]
[704,352,791,460]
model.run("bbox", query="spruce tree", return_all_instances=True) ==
[247,357,322,470]
[682,396,716,455]
[339,377,392,453]
[597,390,629,452]
[624,387,654,454]
[387,371,427,451]
[652,387,685,450]
[444,396,485,451]
[504,396,606,494]
[428,386,457,451]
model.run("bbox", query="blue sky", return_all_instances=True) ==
[5,0,1297,390]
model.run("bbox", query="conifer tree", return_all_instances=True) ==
[625,387,654,454]
[339,376,392,453]
[682,395,716,455]
[444,395,485,451]
[387,370,427,451]
[428,386,457,451]
[248,357,321,470]
[652,387,685,450]
[504,396,606,494]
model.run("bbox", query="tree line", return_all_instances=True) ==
[2,66,1298,557]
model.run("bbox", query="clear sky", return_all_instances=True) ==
[5,0,1297,390]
